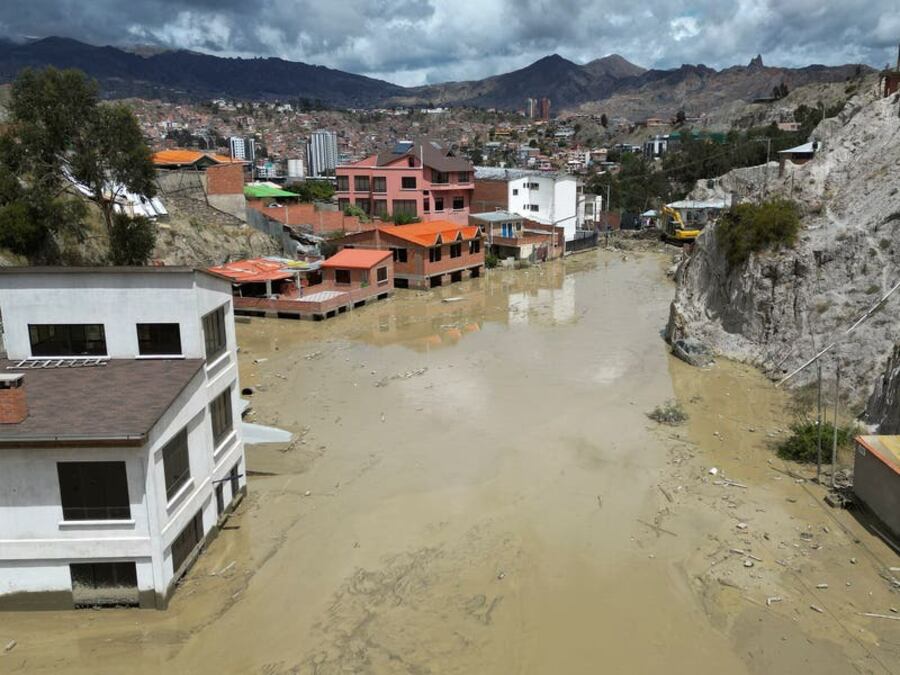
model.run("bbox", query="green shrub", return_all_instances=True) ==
[392,212,420,225]
[717,199,801,269]
[484,252,499,269]
[647,400,688,425]
[776,421,855,463]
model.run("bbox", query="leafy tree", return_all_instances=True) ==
[287,179,334,202]
[108,213,157,265]
[1,67,158,263]
[600,113,608,128]
[673,110,686,126]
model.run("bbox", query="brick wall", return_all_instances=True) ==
[0,383,28,424]
[206,163,245,195]
[246,200,374,235]
[472,180,509,213]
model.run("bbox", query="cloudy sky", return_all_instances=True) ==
[1,0,897,86]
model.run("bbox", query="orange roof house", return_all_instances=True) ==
[152,149,242,169]
[321,249,392,269]
[335,220,484,290]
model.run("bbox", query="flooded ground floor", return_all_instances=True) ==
[1,250,898,674]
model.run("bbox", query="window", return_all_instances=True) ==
[432,171,449,184]
[434,197,444,211]
[354,176,370,191]
[202,305,228,361]
[527,182,540,189]
[401,176,416,189]
[373,176,387,193]
[355,198,371,214]
[171,510,203,574]
[391,247,408,263]
[452,196,465,210]
[162,428,191,501]
[457,172,470,183]
[70,562,138,607]
[29,324,106,357]
[429,246,442,263]
[392,200,417,217]
[374,199,388,217]
[335,269,351,285]
[450,242,462,258]
[423,198,430,212]
[516,222,523,231]
[58,462,130,521]
[210,387,233,447]
[229,462,241,499]
[338,197,350,212]
[529,204,539,212]
[407,157,415,167]
[137,323,181,356]
[469,239,481,254]
[376,266,388,283]
[335,175,349,191]
[512,188,518,196]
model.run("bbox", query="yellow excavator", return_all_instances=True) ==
[660,205,702,246]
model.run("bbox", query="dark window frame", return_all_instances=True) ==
[171,510,203,574]
[450,242,462,258]
[401,176,417,190]
[391,247,408,263]
[376,266,388,283]
[429,246,442,263]
[57,461,130,521]
[334,269,352,285]
[452,196,465,211]
[162,428,191,502]
[434,196,444,211]
[469,239,481,254]
[210,387,233,448]
[335,175,350,191]
[137,323,182,356]
[202,304,228,362]
[29,324,107,357]
[354,175,370,192]
[372,176,387,193]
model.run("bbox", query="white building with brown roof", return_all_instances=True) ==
[0,267,246,610]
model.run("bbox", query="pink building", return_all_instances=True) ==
[335,140,474,225]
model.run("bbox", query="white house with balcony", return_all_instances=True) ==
[0,267,246,610]
[506,172,581,243]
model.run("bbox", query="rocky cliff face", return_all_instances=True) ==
[866,342,900,432]
[668,82,900,407]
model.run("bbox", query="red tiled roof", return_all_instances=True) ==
[153,149,241,167]
[322,248,392,269]
[208,258,295,283]
[379,221,479,247]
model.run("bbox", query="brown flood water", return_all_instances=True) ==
[1,250,898,674]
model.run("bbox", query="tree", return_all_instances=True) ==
[286,179,334,202]
[108,213,157,265]
[600,113,608,128]
[71,102,157,232]
[674,110,686,126]
[1,67,158,263]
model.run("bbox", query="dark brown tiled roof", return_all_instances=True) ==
[375,140,472,172]
[0,359,205,446]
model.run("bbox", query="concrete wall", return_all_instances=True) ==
[507,176,578,242]
[853,443,900,538]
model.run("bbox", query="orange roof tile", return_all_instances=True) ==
[322,249,392,269]
[207,258,295,283]
[378,220,479,247]
[152,149,241,167]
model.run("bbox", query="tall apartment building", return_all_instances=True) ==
[0,267,247,610]
[306,130,339,178]
[538,97,551,121]
[229,136,256,162]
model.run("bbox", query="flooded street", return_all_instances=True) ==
[2,250,898,674]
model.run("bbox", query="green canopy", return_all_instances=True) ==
[244,184,299,199]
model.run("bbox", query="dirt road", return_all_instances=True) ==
[1,250,897,674]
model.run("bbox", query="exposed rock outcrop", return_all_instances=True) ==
[866,343,900,433]
[668,83,900,401]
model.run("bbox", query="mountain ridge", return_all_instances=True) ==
[0,37,874,115]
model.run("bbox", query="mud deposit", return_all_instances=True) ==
[2,251,897,674]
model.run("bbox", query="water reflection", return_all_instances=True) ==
[354,257,588,352]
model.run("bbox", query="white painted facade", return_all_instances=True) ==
[507,174,582,242]
[0,269,246,609]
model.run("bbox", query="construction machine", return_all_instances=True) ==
[660,205,702,246]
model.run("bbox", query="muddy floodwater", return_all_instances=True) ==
[2,250,898,674]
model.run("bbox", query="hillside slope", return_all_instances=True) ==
[667,81,900,408]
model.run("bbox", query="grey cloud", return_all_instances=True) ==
[0,0,896,86]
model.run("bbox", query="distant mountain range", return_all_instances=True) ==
[0,37,873,117]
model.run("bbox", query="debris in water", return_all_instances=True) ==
[860,612,900,622]
[304,490,311,497]
[709,467,719,476]
[816,583,829,589]
[766,596,783,606]
[443,297,464,303]
[497,571,506,580]
[744,559,754,568]
[4,640,16,653]
[810,605,825,614]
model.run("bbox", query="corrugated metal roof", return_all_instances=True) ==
[779,142,817,155]
[208,258,302,283]
[470,211,522,222]
[244,184,299,199]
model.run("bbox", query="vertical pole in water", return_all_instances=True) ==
[816,360,823,483]
[831,362,840,488]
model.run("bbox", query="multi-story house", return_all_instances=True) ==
[0,267,246,610]
[335,140,474,225]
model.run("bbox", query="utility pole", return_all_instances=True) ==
[816,360,823,483]
[831,362,840,488]
[763,137,771,199]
